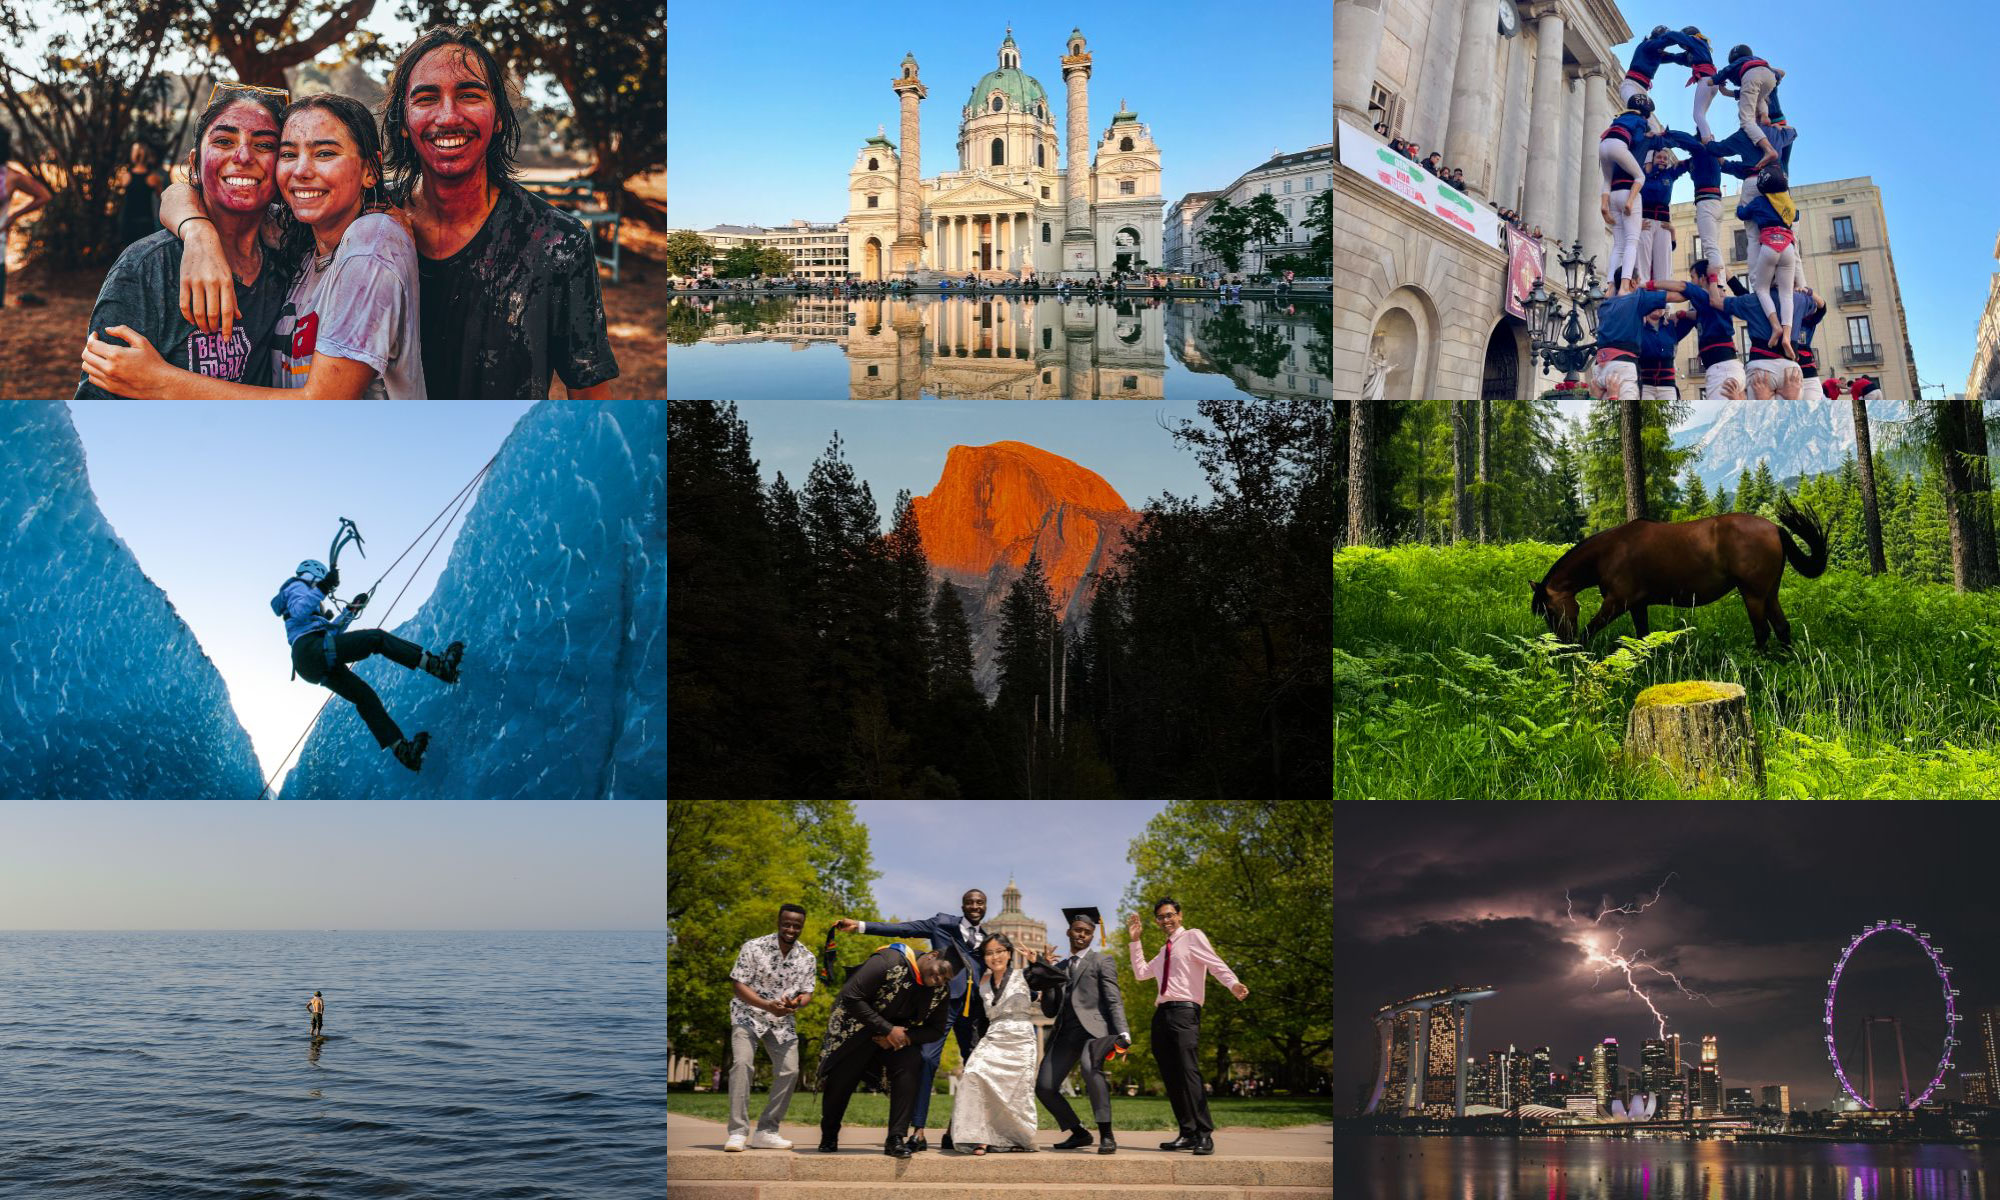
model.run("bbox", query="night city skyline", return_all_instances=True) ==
[1336,804,2000,1117]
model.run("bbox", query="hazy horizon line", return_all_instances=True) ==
[0,927,670,934]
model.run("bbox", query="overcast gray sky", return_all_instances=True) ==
[0,801,665,930]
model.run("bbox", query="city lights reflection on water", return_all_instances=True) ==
[1336,1135,1993,1200]
[662,294,1329,400]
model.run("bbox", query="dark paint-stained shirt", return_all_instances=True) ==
[76,231,289,398]
[414,179,619,399]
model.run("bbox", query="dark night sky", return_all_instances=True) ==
[1335,803,2000,1115]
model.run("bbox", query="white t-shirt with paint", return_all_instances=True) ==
[270,212,427,398]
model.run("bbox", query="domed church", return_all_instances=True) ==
[846,27,1163,282]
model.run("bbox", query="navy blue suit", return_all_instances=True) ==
[859,912,990,1133]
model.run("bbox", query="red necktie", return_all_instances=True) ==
[1163,936,1173,1000]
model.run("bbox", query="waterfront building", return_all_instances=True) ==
[1531,1046,1554,1105]
[1963,1071,1991,1106]
[1183,144,1334,278]
[1725,1087,1754,1115]
[1976,1007,2000,1095]
[1592,1038,1618,1115]
[1761,1084,1791,1117]
[1367,985,1499,1117]
[1642,1038,1671,1095]
[1563,1094,1598,1116]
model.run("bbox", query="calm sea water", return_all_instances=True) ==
[0,932,665,1198]
[1338,1134,1999,1200]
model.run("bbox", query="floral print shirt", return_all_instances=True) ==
[729,933,817,1043]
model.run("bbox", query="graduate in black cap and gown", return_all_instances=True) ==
[1030,906,1132,1153]
[815,940,965,1158]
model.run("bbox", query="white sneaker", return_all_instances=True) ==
[723,1135,747,1152]
[750,1132,793,1149]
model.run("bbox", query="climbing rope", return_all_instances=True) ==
[254,450,502,800]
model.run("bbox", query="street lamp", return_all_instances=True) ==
[1526,239,1606,387]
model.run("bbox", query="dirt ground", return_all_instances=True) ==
[2,198,665,399]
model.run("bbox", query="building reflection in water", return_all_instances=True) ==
[663,294,1328,400]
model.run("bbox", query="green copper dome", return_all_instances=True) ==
[966,66,1048,116]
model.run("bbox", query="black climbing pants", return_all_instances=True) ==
[292,629,424,749]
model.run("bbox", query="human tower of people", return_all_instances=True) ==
[1582,27,1884,412]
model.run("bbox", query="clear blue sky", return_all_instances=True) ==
[730,400,1218,531]
[0,801,666,930]
[66,401,535,786]
[666,1,1333,230]
[1615,1,2000,396]
[847,801,1168,935]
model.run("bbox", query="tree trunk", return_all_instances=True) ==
[1851,394,1887,575]
[1623,681,1764,789]
[1478,395,1492,542]
[1940,396,2000,592]
[1621,395,1648,521]
[1452,399,1472,540]
[1346,400,1375,547]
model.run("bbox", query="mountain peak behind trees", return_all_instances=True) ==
[911,441,1137,697]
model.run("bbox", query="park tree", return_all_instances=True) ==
[177,0,383,90]
[401,0,665,217]
[667,798,879,1086]
[1119,799,1334,1095]
[665,230,713,277]
[1194,193,1289,274]
[717,243,793,278]
[0,2,199,265]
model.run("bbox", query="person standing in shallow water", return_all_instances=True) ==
[309,990,324,1036]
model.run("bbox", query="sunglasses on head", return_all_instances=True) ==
[208,82,291,109]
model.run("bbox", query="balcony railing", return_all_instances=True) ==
[1831,235,1859,251]
[1837,285,1870,307]
[1841,343,1883,367]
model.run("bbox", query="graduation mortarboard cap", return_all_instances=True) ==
[1062,906,1106,947]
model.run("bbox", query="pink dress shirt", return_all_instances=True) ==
[1130,927,1240,1004]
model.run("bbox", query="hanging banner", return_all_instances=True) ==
[1337,118,1500,247]
[1504,225,1545,320]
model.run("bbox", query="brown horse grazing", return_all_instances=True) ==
[1531,497,1830,649]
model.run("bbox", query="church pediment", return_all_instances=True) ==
[932,178,1036,207]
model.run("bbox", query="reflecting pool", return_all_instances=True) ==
[663,294,1331,400]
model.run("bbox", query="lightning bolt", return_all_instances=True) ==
[1564,872,1709,1038]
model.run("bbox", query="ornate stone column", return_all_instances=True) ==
[891,54,928,275]
[1444,0,1499,194]
[1557,68,1584,246]
[1060,28,1096,279]
[1520,3,1566,234]
[1410,0,1469,152]
[1576,67,1612,279]
[1333,0,1389,125]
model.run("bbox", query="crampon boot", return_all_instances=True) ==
[392,731,430,772]
[422,641,464,684]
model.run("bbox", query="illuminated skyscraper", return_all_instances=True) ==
[1762,1084,1791,1114]
[1531,1046,1554,1105]
[1978,1007,2000,1095]
[1963,1071,1991,1106]
[1642,1038,1671,1094]
[1483,1048,1512,1108]
[1367,987,1498,1117]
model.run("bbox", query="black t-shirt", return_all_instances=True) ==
[77,231,290,398]
[414,179,619,398]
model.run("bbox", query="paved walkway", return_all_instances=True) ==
[670,1112,1334,1158]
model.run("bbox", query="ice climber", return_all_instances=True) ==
[272,558,464,772]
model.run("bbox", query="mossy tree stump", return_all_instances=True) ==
[1623,681,1764,790]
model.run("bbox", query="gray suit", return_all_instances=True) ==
[1034,949,1130,1129]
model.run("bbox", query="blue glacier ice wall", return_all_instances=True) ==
[0,402,263,799]
[281,400,664,798]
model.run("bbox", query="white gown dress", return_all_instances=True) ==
[948,967,1040,1150]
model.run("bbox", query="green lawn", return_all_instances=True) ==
[1335,544,2000,799]
[668,1092,1331,1130]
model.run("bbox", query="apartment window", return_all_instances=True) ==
[1832,215,1857,249]
[866,195,878,208]
[1263,182,1271,194]
[1304,176,1314,191]
[1848,315,1874,348]
[1283,179,1292,194]
[1731,228,1748,262]
[1839,261,1864,293]
[1120,180,1135,194]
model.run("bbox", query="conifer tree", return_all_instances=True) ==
[1683,472,1709,519]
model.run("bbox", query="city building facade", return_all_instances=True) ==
[1368,985,1499,1117]
[1968,239,2000,405]
[1334,0,1633,406]
[1182,144,1334,278]
[844,28,1163,282]
[1165,189,1220,271]
[670,221,852,278]
[1666,176,1919,401]
[1761,1084,1791,1114]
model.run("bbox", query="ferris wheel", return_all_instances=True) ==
[1823,920,1961,1110]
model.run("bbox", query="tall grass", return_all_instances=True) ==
[1334,544,2000,800]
